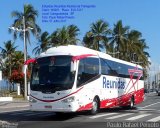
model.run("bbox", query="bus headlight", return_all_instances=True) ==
[62,96,75,103]
[29,97,37,103]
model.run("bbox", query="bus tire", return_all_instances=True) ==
[90,97,99,115]
[129,96,134,109]
[122,96,135,110]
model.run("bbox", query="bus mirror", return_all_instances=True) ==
[71,61,76,72]
[23,58,36,74]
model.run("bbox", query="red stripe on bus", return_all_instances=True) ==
[24,58,36,65]
[77,88,144,111]
[72,54,95,61]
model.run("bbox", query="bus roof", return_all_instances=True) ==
[39,45,142,69]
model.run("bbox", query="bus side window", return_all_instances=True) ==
[77,59,85,87]
[108,61,117,76]
[84,58,99,79]
[100,58,109,75]
[77,58,99,87]
[100,58,118,76]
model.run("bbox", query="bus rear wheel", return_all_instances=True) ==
[122,96,135,110]
[90,97,99,115]
[129,96,134,109]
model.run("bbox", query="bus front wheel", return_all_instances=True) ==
[90,97,99,115]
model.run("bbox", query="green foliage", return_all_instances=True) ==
[83,19,150,70]
[0,40,18,79]
[32,31,51,56]
[32,25,80,56]
[50,25,80,46]
[83,19,111,51]
[10,4,41,44]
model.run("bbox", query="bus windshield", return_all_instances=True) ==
[30,56,75,92]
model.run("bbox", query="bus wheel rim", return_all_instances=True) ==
[93,100,97,111]
[131,99,134,107]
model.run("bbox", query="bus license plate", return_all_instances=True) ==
[44,105,52,109]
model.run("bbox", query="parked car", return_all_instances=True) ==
[144,89,149,93]
[157,89,160,96]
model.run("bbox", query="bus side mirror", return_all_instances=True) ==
[23,58,36,74]
[71,61,76,72]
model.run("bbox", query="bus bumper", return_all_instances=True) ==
[29,102,79,112]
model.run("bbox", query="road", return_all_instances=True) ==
[0,92,160,128]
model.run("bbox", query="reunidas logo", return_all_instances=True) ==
[103,77,125,89]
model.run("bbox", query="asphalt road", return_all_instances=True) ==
[0,92,160,128]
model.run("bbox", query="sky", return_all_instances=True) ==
[0,0,160,69]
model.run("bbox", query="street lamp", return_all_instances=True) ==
[9,16,33,100]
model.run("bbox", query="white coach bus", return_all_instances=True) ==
[24,45,144,114]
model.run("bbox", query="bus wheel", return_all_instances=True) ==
[90,97,99,115]
[129,96,134,109]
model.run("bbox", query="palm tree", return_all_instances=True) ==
[135,40,150,68]
[50,25,80,46]
[122,30,142,61]
[125,30,150,68]
[50,30,59,47]
[32,31,51,56]
[12,51,24,71]
[83,19,111,51]
[67,25,80,44]
[0,40,18,78]
[110,20,129,58]
[54,26,70,46]
[10,5,41,95]
[0,41,18,92]
[10,4,41,48]
[83,31,95,49]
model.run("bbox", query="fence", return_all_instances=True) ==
[0,80,17,97]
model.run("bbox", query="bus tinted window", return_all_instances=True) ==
[101,58,109,75]
[100,59,118,76]
[100,58,143,79]
[31,56,75,92]
[77,58,99,87]
[85,58,99,74]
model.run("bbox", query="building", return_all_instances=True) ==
[155,72,160,89]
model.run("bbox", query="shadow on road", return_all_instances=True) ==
[0,107,139,122]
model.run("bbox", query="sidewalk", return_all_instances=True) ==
[0,99,29,109]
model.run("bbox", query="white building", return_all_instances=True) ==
[155,72,160,88]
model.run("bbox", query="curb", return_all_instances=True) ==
[0,108,29,114]
[12,101,29,103]
[0,101,29,106]
[0,104,29,109]
[0,102,10,106]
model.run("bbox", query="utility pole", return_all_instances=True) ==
[9,16,33,100]
[23,16,28,100]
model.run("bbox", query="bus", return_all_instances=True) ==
[24,45,144,114]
